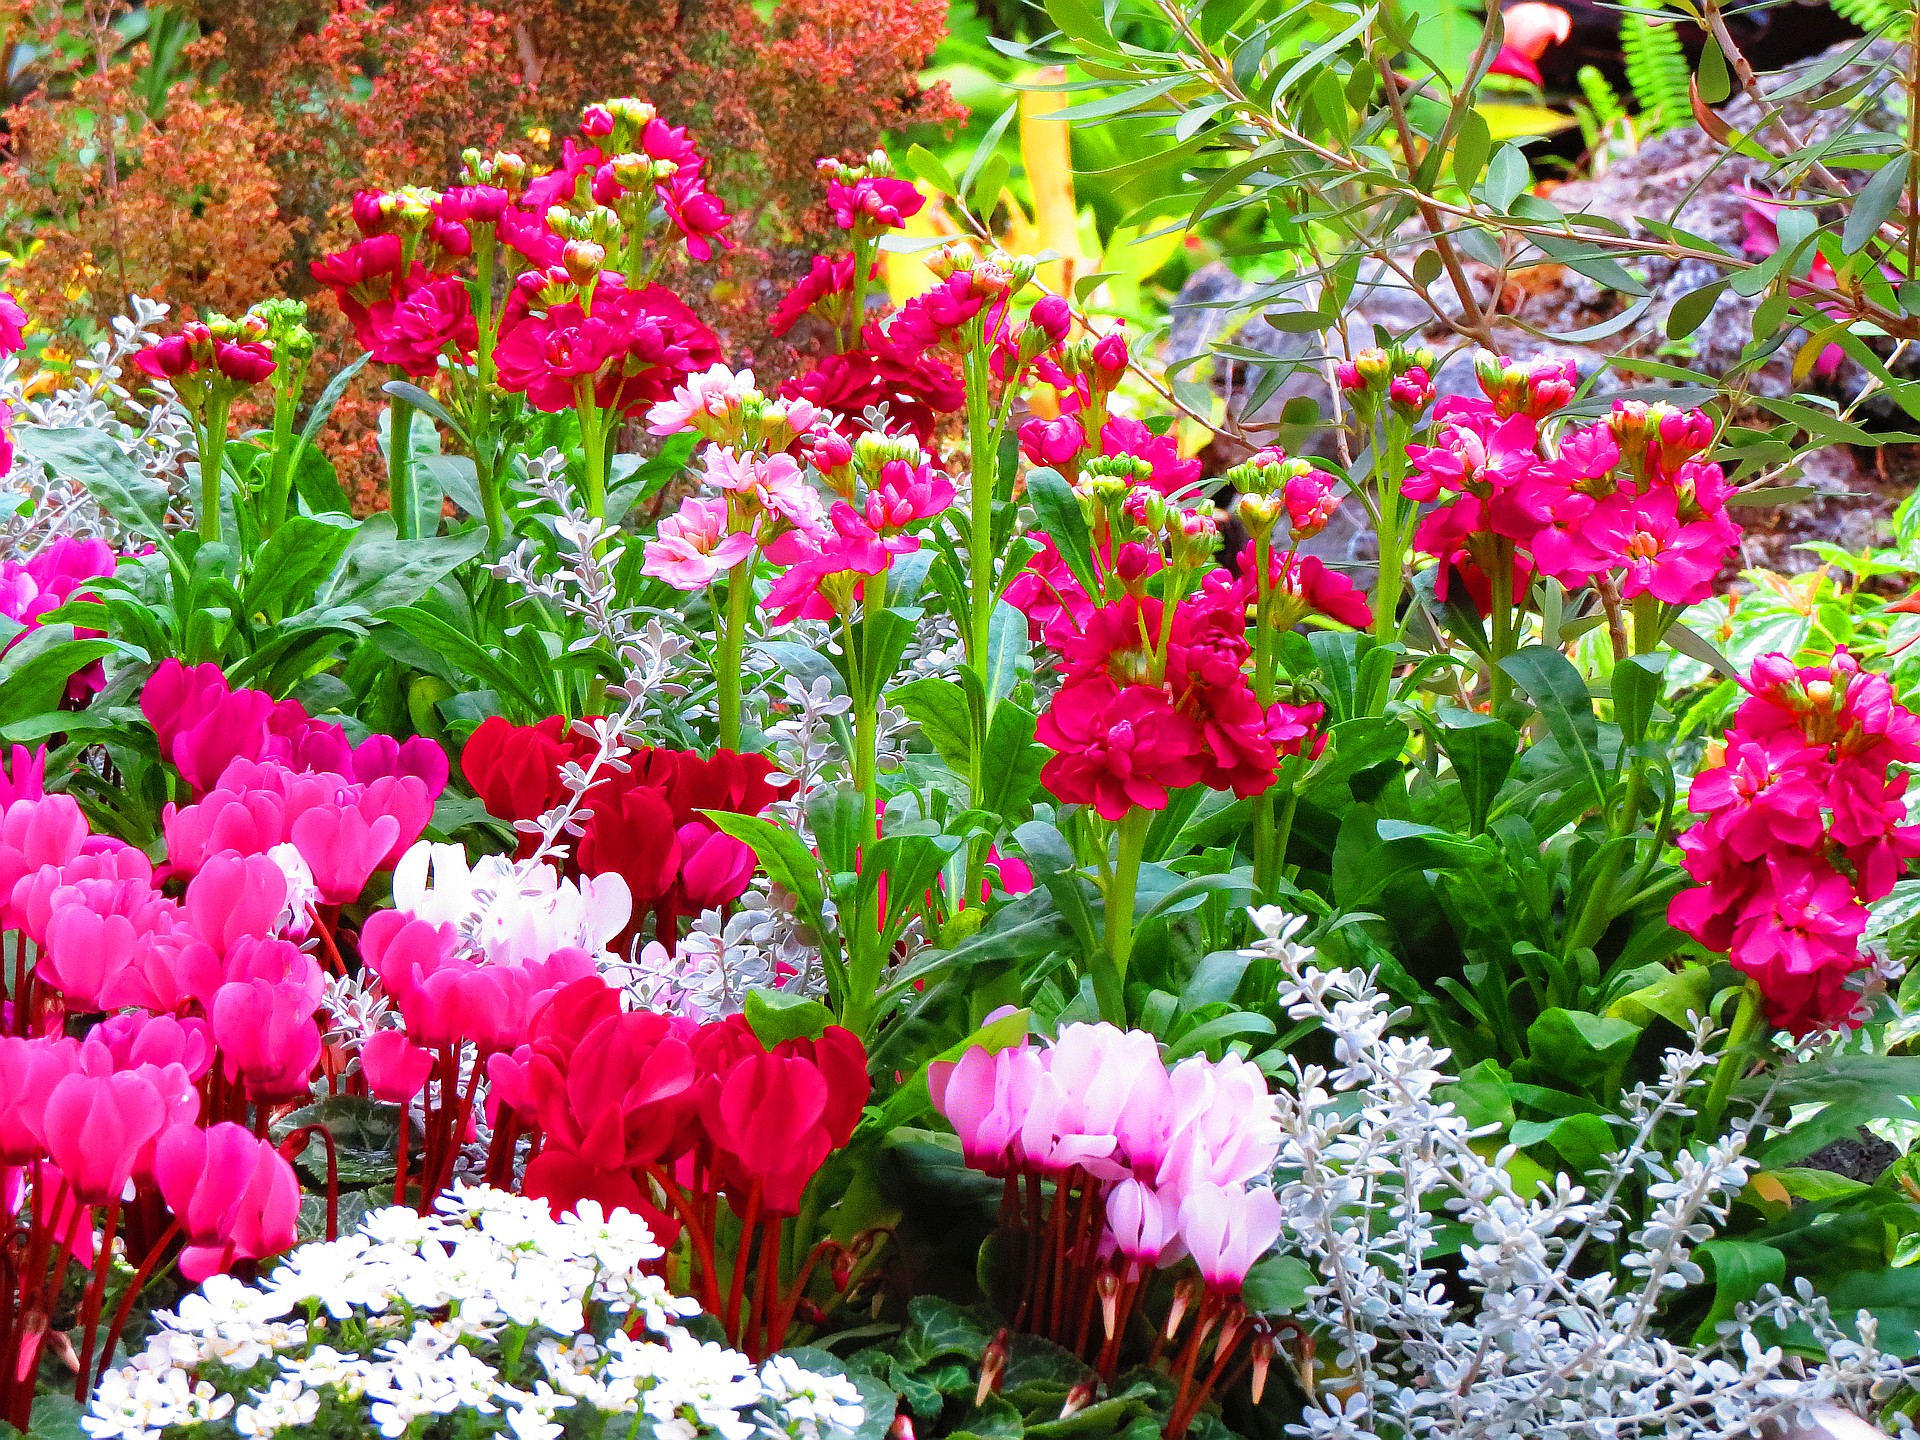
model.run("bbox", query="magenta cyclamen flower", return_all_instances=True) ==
[153,1122,299,1281]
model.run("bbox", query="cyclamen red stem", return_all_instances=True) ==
[72,1200,120,1401]
[95,1219,181,1388]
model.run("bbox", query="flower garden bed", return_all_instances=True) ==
[0,32,1916,1440]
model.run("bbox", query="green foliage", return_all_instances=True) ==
[1619,2,1691,135]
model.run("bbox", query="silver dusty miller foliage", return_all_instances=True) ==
[492,449,697,866]
[1244,907,1920,1440]
[0,295,194,557]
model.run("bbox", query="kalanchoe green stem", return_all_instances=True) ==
[716,559,753,751]
[471,237,504,547]
[387,382,419,541]
[1696,978,1767,1139]
[199,393,233,545]
[575,383,608,522]
[1488,539,1516,710]
[1251,532,1281,896]
[261,360,304,538]
[1097,808,1153,1023]
[1372,419,1410,643]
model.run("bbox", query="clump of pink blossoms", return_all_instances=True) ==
[1668,649,1920,1034]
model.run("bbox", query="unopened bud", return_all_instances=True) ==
[563,241,605,285]
[1059,1382,1095,1420]
[975,1332,1009,1407]
[1097,1269,1122,1339]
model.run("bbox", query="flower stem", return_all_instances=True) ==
[1487,539,1515,711]
[717,560,752,751]
[199,393,232,545]
[388,385,419,540]
[1696,979,1766,1140]
[1096,809,1152,1023]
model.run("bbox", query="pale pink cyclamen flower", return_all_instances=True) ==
[1106,1178,1179,1267]
[928,1042,1041,1175]
[643,497,756,591]
[1178,1181,1284,1293]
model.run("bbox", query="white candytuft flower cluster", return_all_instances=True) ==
[85,1184,863,1440]
[1245,906,1920,1440]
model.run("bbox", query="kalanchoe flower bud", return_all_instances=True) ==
[1090,329,1128,384]
[563,240,606,285]
[214,341,276,387]
[926,241,977,280]
[1353,347,1393,387]
[351,190,398,236]
[1282,468,1340,539]
[1006,254,1037,290]
[581,103,615,138]
[1475,350,1578,419]
[1389,365,1434,414]
[1235,491,1282,541]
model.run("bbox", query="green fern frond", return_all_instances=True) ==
[1828,0,1910,38]
[1619,0,1691,135]
[1577,64,1628,132]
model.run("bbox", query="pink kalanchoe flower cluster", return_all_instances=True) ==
[931,1022,1282,1376]
[644,445,828,593]
[1401,355,1740,610]
[760,434,955,625]
[1669,650,1920,1034]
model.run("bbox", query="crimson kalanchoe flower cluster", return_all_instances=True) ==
[132,309,283,545]
[460,715,781,951]
[931,1022,1284,1438]
[309,100,731,536]
[1669,649,1920,1034]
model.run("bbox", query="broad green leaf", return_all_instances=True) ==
[744,988,834,1045]
[16,425,177,561]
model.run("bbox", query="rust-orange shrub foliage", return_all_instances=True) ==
[0,31,294,340]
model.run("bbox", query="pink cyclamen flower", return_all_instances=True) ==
[929,1042,1041,1175]
[183,851,289,956]
[153,1122,299,1281]
[1178,1181,1284,1293]
[209,979,321,1102]
[1106,1178,1178,1267]
[359,1030,435,1102]
[643,497,756,591]
[288,802,402,904]
[41,1070,172,1204]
